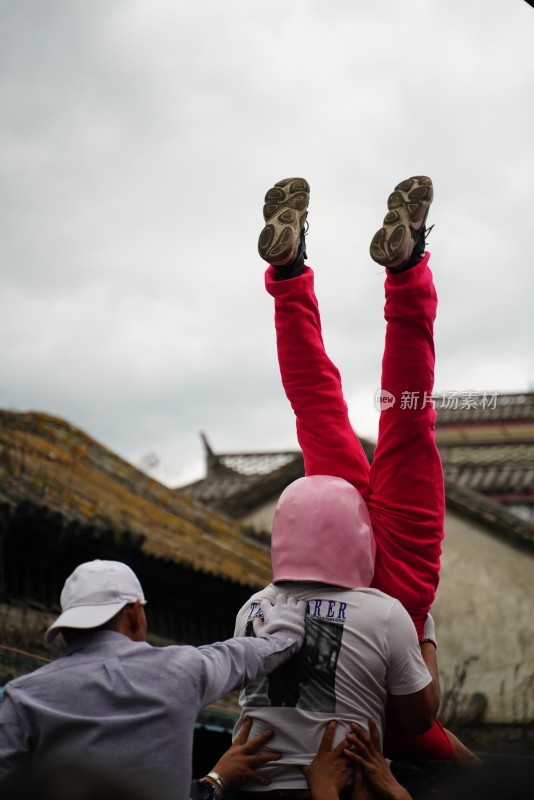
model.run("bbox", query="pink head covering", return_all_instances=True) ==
[271,475,375,589]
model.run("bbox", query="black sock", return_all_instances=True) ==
[273,231,307,280]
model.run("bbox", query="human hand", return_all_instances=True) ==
[303,720,353,800]
[208,718,281,790]
[253,593,306,645]
[345,719,412,800]
[352,764,376,800]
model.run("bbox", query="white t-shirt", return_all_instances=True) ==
[234,582,430,791]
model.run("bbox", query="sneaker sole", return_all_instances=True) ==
[370,176,433,268]
[258,177,310,266]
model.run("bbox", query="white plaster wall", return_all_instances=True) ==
[433,511,534,724]
[241,498,278,535]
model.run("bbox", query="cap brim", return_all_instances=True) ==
[45,601,128,643]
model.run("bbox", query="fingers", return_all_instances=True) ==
[350,722,372,751]
[368,718,381,751]
[249,770,272,786]
[241,727,274,754]
[332,734,352,757]
[252,750,281,765]
[353,764,366,786]
[317,719,337,753]
[344,747,365,767]
[351,765,369,800]
[233,718,253,746]
[261,597,275,613]
[273,593,305,611]
[346,724,372,767]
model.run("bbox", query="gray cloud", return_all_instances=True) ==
[1,0,533,486]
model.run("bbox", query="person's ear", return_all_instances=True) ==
[127,600,147,641]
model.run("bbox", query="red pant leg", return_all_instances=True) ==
[369,254,450,762]
[368,253,445,636]
[266,259,451,760]
[265,265,370,498]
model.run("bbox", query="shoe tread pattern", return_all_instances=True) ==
[370,176,433,268]
[258,178,310,266]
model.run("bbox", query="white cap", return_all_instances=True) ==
[45,560,146,643]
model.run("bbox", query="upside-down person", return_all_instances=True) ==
[232,175,476,797]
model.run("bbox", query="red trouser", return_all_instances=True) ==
[266,253,453,759]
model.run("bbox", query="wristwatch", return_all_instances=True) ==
[189,778,224,800]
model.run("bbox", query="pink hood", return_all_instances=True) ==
[271,475,375,589]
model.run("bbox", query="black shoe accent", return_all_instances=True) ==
[273,228,308,280]
[370,176,433,271]
[388,222,434,274]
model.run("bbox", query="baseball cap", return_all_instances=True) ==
[45,560,147,643]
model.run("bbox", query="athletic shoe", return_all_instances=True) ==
[370,176,433,272]
[258,177,310,266]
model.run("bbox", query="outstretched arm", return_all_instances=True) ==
[198,594,306,707]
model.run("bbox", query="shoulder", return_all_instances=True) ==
[355,587,399,604]
[2,659,60,692]
[353,589,411,617]
[332,587,402,614]
[145,643,202,667]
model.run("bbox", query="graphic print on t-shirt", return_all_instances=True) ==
[243,605,344,712]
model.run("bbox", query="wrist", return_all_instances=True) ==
[310,788,339,800]
[191,779,223,800]
[307,776,341,800]
[203,772,226,793]
[384,781,412,800]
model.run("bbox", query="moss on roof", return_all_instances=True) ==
[0,410,271,587]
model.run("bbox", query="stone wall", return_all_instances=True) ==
[434,510,534,725]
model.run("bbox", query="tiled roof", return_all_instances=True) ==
[440,443,534,497]
[182,435,305,512]
[441,443,534,465]
[179,415,534,552]
[0,411,271,587]
[435,392,534,426]
[182,453,304,517]
[436,392,534,504]
[179,434,376,517]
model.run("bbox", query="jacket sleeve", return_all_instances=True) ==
[197,629,301,708]
[0,686,33,779]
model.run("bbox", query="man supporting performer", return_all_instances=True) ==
[0,560,307,799]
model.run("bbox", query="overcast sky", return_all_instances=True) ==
[2,0,533,487]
